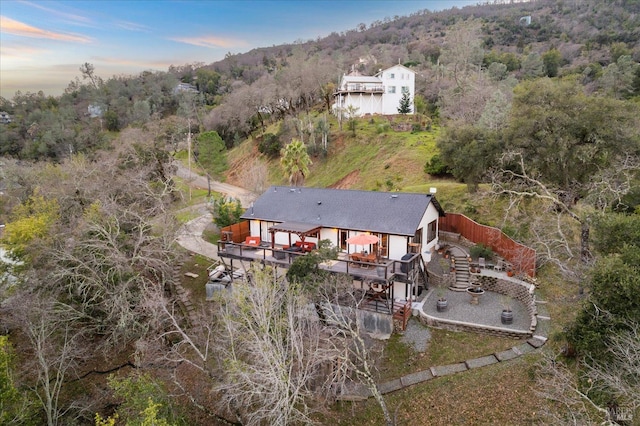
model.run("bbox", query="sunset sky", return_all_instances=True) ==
[0,0,479,98]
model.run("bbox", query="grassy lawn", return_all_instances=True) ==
[324,354,543,425]
[173,177,214,206]
[306,122,440,191]
[377,324,522,382]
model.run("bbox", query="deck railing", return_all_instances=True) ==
[217,242,422,283]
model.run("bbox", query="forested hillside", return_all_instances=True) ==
[1,0,639,424]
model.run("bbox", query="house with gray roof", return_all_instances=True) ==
[227,186,445,303]
[244,186,444,257]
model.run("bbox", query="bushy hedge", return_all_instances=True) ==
[257,133,282,158]
[469,243,493,260]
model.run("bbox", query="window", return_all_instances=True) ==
[388,73,395,79]
[402,86,409,93]
[388,86,396,94]
[427,220,437,243]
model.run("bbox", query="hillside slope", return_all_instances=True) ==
[226,115,439,191]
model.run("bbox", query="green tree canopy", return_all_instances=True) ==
[542,48,562,77]
[196,131,227,178]
[504,78,640,205]
[2,193,59,261]
[437,125,501,191]
[567,212,640,362]
[211,196,243,228]
[567,249,640,361]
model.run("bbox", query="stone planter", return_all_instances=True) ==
[466,286,485,305]
[436,298,448,312]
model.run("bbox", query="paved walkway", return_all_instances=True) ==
[175,208,219,260]
[421,285,530,332]
[173,162,252,260]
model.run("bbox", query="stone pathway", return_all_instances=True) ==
[340,299,551,400]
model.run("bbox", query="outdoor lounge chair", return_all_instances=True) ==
[244,236,261,248]
[495,259,505,271]
[478,257,486,269]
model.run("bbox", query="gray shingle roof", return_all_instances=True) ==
[241,186,445,236]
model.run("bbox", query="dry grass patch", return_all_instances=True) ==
[377,325,521,381]
[327,354,543,425]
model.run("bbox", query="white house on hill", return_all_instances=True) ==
[333,64,415,116]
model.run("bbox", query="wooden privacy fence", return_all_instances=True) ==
[220,220,250,243]
[439,213,536,277]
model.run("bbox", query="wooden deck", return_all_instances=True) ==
[219,243,405,282]
[219,242,421,331]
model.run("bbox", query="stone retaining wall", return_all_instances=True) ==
[438,231,474,249]
[427,270,454,288]
[475,275,537,334]
[419,314,532,338]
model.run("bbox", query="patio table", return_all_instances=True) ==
[360,253,377,268]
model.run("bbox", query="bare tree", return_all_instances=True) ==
[212,267,337,425]
[535,351,611,425]
[4,297,88,426]
[437,18,484,91]
[536,324,640,425]
[149,266,342,425]
[315,276,393,426]
[237,157,268,198]
[79,62,102,89]
[490,152,639,281]
[584,322,640,418]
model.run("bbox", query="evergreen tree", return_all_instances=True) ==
[397,88,412,114]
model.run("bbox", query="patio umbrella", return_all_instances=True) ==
[346,234,379,253]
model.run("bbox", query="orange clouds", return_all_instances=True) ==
[0,16,91,43]
[169,35,248,49]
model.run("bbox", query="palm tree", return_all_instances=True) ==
[280,139,312,186]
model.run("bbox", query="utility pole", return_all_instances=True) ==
[187,118,192,201]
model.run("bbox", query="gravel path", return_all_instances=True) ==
[400,318,432,352]
[174,162,253,207]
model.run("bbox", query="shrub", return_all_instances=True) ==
[423,154,451,176]
[470,243,493,260]
[211,196,243,228]
[257,133,282,158]
[376,123,391,134]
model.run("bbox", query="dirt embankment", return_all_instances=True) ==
[329,170,360,189]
